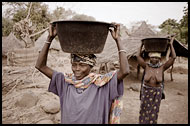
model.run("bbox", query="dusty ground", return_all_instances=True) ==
[121,57,188,124]
[2,55,188,124]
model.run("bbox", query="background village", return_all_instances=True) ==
[2,2,188,124]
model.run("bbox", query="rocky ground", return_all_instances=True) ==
[2,56,188,124]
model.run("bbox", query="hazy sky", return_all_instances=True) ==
[44,2,187,28]
[2,2,187,28]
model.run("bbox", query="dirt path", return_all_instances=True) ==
[2,57,188,124]
[121,61,188,124]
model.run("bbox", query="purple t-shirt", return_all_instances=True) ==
[48,71,123,124]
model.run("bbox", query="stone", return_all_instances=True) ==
[36,119,54,124]
[129,83,141,92]
[41,99,60,114]
[15,91,38,108]
[54,111,61,123]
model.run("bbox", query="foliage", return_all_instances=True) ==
[71,14,96,21]
[179,4,188,44]
[2,2,96,40]
[159,18,181,40]
[159,3,188,44]
[2,2,51,40]
[2,17,14,36]
[50,7,76,21]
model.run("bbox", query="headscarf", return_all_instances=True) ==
[148,52,161,58]
[71,54,97,67]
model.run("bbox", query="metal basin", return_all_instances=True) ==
[142,37,170,52]
[53,20,111,54]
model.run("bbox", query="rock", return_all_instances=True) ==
[129,83,141,92]
[2,110,12,118]
[54,111,61,123]
[2,118,19,124]
[36,119,54,124]
[177,91,184,96]
[15,91,38,108]
[41,99,60,114]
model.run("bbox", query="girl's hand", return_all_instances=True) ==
[47,22,57,42]
[109,22,120,41]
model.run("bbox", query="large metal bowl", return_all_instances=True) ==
[52,20,111,54]
[142,37,170,52]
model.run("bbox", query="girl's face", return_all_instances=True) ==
[150,57,161,65]
[71,62,91,80]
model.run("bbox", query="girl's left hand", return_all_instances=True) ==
[109,22,120,41]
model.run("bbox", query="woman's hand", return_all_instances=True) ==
[169,34,175,45]
[109,22,120,41]
[47,23,57,42]
[140,42,144,50]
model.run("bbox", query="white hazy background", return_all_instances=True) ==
[44,2,187,28]
[2,2,187,29]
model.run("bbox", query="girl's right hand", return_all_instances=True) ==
[47,23,57,42]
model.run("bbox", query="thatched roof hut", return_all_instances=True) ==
[96,21,188,71]
[2,33,41,66]
[173,39,188,57]
[130,21,156,37]
[96,21,157,62]
[35,31,61,52]
[2,32,24,57]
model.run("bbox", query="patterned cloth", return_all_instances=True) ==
[64,70,123,124]
[139,84,163,124]
[71,54,97,67]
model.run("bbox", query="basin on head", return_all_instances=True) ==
[142,37,170,52]
[52,20,111,54]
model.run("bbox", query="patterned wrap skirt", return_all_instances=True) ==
[139,84,163,124]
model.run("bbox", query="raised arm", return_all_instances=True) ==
[35,23,57,79]
[136,43,146,69]
[163,36,176,71]
[109,23,130,80]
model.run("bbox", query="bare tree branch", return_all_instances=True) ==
[26,2,32,19]
[29,27,49,38]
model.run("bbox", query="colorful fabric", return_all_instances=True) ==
[139,84,163,124]
[71,54,97,67]
[109,95,123,124]
[64,70,123,124]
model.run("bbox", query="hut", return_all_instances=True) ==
[35,31,71,70]
[97,21,188,78]
[2,32,24,58]
[35,31,61,53]
[96,21,157,71]
[2,32,42,66]
[2,33,28,66]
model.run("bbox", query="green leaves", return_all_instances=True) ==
[159,3,188,45]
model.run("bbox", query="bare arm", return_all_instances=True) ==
[35,23,57,79]
[136,43,146,69]
[109,23,130,80]
[163,36,176,71]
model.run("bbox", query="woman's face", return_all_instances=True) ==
[71,62,91,80]
[150,57,161,65]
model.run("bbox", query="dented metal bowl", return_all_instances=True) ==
[142,37,170,52]
[53,20,111,54]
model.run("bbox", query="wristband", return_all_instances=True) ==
[118,50,127,53]
[45,41,51,44]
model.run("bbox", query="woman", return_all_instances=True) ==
[35,22,130,124]
[136,36,176,124]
